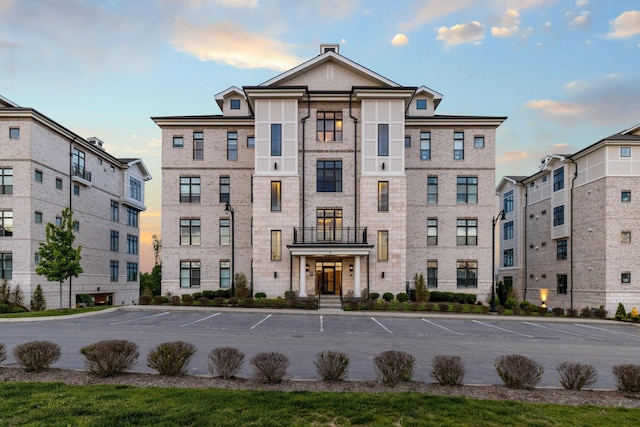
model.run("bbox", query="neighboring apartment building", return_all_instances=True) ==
[0,95,151,309]
[153,44,506,301]
[496,123,640,314]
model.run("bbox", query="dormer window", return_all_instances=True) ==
[230,99,241,110]
[416,99,427,110]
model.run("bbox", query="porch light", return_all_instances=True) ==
[349,264,354,273]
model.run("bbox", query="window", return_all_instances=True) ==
[378,124,389,156]
[173,136,183,148]
[316,209,342,242]
[35,211,42,223]
[416,99,427,110]
[0,210,13,236]
[180,218,201,245]
[1,253,12,279]
[503,249,514,267]
[474,136,485,148]
[227,131,238,160]
[553,205,564,226]
[503,190,513,213]
[622,191,631,202]
[621,231,632,244]
[180,261,201,288]
[553,167,564,191]
[529,182,535,188]
[317,161,342,192]
[378,181,389,212]
[34,253,41,265]
[180,177,201,203]
[55,216,62,227]
[427,260,437,288]
[220,261,231,288]
[317,112,343,141]
[130,177,142,201]
[557,274,567,294]
[35,169,43,182]
[219,176,230,203]
[457,219,477,245]
[72,148,86,179]
[127,234,138,254]
[111,201,119,222]
[0,168,12,194]
[420,131,431,160]
[427,219,438,245]
[427,177,438,203]
[377,230,389,261]
[110,231,119,252]
[110,261,119,282]
[127,208,139,227]
[454,131,464,159]
[247,136,255,148]
[503,221,514,240]
[230,99,241,110]
[457,177,478,203]
[73,221,79,231]
[621,147,631,157]
[622,272,631,284]
[457,261,477,288]
[220,219,230,245]
[127,263,138,282]
[55,178,62,189]
[193,132,204,159]
[404,136,411,148]
[271,124,282,156]
[271,181,281,211]
[271,230,282,261]
[557,239,567,260]
[73,185,80,196]
[9,128,19,139]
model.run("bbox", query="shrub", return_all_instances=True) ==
[410,302,420,312]
[170,295,181,306]
[147,341,196,376]
[382,301,390,310]
[504,298,518,309]
[314,351,349,381]
[481,305,490,314]
[373,350,415,387]
[212,297,224,307]
[254,292,267,299]
[192,292,202,299]
[208,347,245,379]
[615,303,627,320]
[242,297,254,307]
[414,273,429,303]
[552,307,565,317]
[581,307,591,318]
[453,303,464,313]
[382,292,394,302]
[396,292,409,303]
[426,303,435,312]
[537,306,548,316]
[0,342,5,364]
[228,297,239,306]
[438,303,449,313]
[567,309,578,317]
[594,308,607,319]
[520,301,533,309]
[523,305,535,315]
[497,306,505,314]
[250,352,289,384]
[80,340,139,377]
[557,361,598,390]
[235,273,250,299]
[429,291,476,304]
[431,355,465,386]
[612,364,640,392]
[152,295,164,305]
[13,341,61,372]
[30,284,47,311]
[198,296,210,306]
[512,306,521,315]
[181,294,194,306]
[138,295,152,305]
[284,290,296,300]
[495,354,544,389]
[370,292,380,301]
[366,300,376,310]
[201,290,216,299]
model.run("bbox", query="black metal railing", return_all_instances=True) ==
[72,165,92,182]
[292,227,367,244]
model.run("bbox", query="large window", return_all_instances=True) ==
[457,261,477,287]
[127,234,138,254]
[111,200,119,222]
[0,168,12,194]
[427,219,438,245]
[110,231,119,252]
[427,260,437,288]
[220,219,230,245]
[218,176,230,203]
[227,132,238,160]
[317,112,342,141]
[503,221,514,240]
[553,205,564,226]
[317,161,342,192]
[220,261,231,288]
[271,230,282,261]
[378,124,389,156]
[420,131,431,160]
[271,181,281,212]
[557,239,567,260]
[503,190,514,213]
[427,177,438,203]
[127,208,139,227]
[127,262,138,282]
[130,177,142,201]
[0,210,13,236]
[378,181,389,212]
[457,177,478,203]
[180,261,201,288]
[180,177,201,203]
[193,132,204,159]
[271,124,282,156]
[457,219,477,245]
[72,147,86,178]
[557,274,567,294]
[316,209,342,242]
[377,230,389,261]
[110,261,119,282]
[0,253,12,279]
[553,167,564,191]
[503,249,514,267]
[454,131,464,159]
[180,218,201,245]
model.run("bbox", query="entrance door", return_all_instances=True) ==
[322,266,335,294]
[316,261,342,295]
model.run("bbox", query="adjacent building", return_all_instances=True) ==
[153,44,506,301]
[496,123,640,314]
[0,95,151,309]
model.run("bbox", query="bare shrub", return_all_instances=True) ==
[138,295,152,305]
[250,352,289,384]
[523,305,535,315]
[438,303,449,313]
[373,350,415,387]
[80,340,139,377]
[481,305,490,314]
[147,341,196,376]
[198,296,210,306]
[426,303,435,312]
[552,307,565,317]
[557,361,598,390]
[181,294,194,306]
[453,303,464,313]
[0,342,5,364]
[567,309,578,317]
[208,347,245,379]
[612,364,640,392]
[212,297,224,307]
[430,355,465,386]
[495,354,544,389]
[512,306,521,315]
[170,295,181,306]
[242,297,254,307]
[13,341,61,372]
[594,308,607,319]
[537,306,548,316]
[581,307,591,318]
[314,351,349,381]
[152,295,164,305]
[229,297,239,307]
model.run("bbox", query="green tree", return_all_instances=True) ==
[36,208,83,308]
[152,234,162,266]
[30,284,47,311]
[139,264,161,296]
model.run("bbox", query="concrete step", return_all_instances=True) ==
[318,296,342,309]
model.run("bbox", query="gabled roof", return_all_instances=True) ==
[495,176,527,193]
[120,158,152,181]
[415,85,443,109]
[214,86,245,110]
[0,95,19,108]
[621,122,640,136]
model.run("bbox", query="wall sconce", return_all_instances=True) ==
[539,289,548,307]
[381,162,385,170]
[97,286,100,291]
[541,300,546,308]
[306,264,309,272]
[274,271,277,278]
[381,271,385,279]
[274,162,278,170]
[349,264,354,275]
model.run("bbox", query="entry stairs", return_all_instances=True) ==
[319,295,342,310]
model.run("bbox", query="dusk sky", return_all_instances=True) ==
[1,0,639,272]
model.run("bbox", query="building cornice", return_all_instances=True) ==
[405,115,507,127]
[151,116,255,127]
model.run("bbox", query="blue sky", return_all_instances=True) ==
[1,0,639,272]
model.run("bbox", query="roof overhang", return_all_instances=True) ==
[151,116,254,127]
[286,244,374,257]
[406,116,507,127]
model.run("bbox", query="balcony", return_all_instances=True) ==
[71,165,92,185]
[292,227,368,245]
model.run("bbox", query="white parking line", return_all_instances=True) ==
[250,314,272,330]
[320,316,324,332]
[422,319,464,336]
[472,320,534,338]
[179,313,221,328]
[574,323,640,338]
[523,321,604,341]
[109,311,169,326]
[371,317,393,334]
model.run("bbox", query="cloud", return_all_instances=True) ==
[525,100,586,116]
[172,19,301,70]
[605,10,640,39]
[491,8,520,37]
[0,0,11,15]
[576,0,588,6]
[437,21,485,48]
[568,11,591,29]
[390,33,409,46]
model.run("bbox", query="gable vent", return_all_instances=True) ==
[320,43,339,54]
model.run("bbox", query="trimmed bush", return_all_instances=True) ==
[314,351,349,381]
[429,291,476,304]
[242,297,254,307]
[138,295,152,305]
[250,352,289,384]
[30,284,47,312]
[152,295,164,305]
[431,355,465,386]
[581,307,591,318]
[147,341,196,376]
[198,296,210,306]
[13,341,61,372]
[284,290,296,300]
[396,292,409,303]
[552,307,565,317]
[504,298,518,309]
[537,306,548,316]
[254,292,267,299]
[615,303,627,320]
[212,297,224,307]
[557,361,598,390]
[80,340,139,377]
[523,305,535,315]
[170,295,181,306]
[512,306,521,315]
[612,364,640,392]
[372,350,415,387]
[594,308,607,319]
[382,292,394,302]
[453,303,464,313]
[181,294,194,306]
[567,309,578,317]
[192,292,202,299]
[208,347,245,379]
[369,292,380,301]
[495,354,544,389]
[438,303,449,313]
[0,342,5,364]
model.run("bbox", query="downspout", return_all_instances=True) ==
[569,157,578,312]
[349,90,358,229]
[301,89,311,234]
[68,141,74,309]
[522,182,528,302]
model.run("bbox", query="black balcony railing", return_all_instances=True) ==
[293,227,367,244]
[72,165,92,182]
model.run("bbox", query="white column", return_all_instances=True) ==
[354,256,361,297]
[299,256,307,297]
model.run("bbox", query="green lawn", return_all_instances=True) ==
[0,382,637,426]
[0,306,111,318]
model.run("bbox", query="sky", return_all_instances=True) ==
[1,0,639,273]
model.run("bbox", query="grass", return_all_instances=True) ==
[0,306,111,318]
[0,382,638,426]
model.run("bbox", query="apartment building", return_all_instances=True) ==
[496,123,640,314]
[0,95,151,309]
[153,44,506,301]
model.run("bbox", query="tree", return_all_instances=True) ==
[139,264,161,296]
[152,234,162,266]
[36,208,83,308]
[30,284,46,312]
